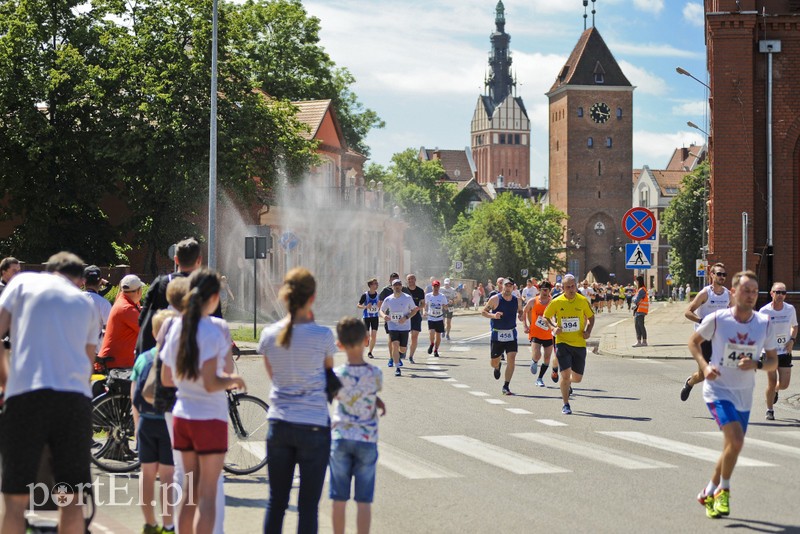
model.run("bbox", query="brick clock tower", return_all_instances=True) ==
[547,25,634,283]
[470,1,530,187]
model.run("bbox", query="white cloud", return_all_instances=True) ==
[671,100,708,117]
[619,61,667,96]
[633,0,664,14]
[683,3,704,27]
[633,130,705,168]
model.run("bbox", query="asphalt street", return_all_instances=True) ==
[31,308,800,533]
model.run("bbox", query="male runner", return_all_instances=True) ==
[423,280,448,358]
[439,278,458,341]
[689,270,777,519]
[378,272,399,337]
[544,274,594,414]
[357,278,381,359]
[402,273,426,364]
[681,263,733,401]
[481,278,523,395]
[759,281,797,420]
[379,279,417,377]
[522,280,554,387]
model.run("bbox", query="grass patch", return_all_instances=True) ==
[230,326,263,343]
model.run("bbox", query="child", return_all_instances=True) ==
[131,309,177,534]
[330,317,386,534]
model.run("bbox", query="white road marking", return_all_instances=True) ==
[631,359,664,364]
[513,433,675,469]
[422,435,570,475]
[432,372,449,377]
[468,391,490,397]
[378,442,461,479]
[535,419,568,427]
[426,365,444,370]
[485,398,507,405]
[606,319,626,328]
[598,432,775,467]
[506,408,533,415]
[694,432,800,459]
[456,332,492,343]
[774,430,800,439]
[452,383,470,389]
[443,377,458,382]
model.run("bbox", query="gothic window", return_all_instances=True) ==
[499,133,506,144]
[514,134,520,144]
[606,137,613,148]
[587,137,593,148]
[616,107,623,119]
[578,107,584,117]
[640,188,650,207]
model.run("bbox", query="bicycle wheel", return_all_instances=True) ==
[91,392,140,473]
[224,394,269,475]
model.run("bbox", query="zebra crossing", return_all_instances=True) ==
[376,428,799,479]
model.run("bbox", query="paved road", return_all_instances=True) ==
[32,307,800,533]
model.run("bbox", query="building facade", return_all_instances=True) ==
[547,26,634,283]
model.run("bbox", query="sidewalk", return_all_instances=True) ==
[598,301,697,360]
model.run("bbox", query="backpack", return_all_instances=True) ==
[132,349,158,415]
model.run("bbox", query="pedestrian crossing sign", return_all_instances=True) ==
[625,243,652,269]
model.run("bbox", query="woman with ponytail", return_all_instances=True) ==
[160,269,245,534]
[258,267,337,533]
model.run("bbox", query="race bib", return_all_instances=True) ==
[429,305,443,318]
[535,316,550,331]
[776,334,788,346]
[561,317,580,333]
[390,313,404,322]
[367,305,378,314]
[495,329,515,342]
[722,342,757,368]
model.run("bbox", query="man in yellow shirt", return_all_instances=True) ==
[544,274,595,415]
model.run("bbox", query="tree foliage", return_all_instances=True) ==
[446,193,567,282]
[661,162,707,286]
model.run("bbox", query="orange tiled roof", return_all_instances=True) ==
[665,144,706,171]
[292,99,333,141]
[421,149,475,182]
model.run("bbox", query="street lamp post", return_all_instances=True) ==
[208,0,219,270]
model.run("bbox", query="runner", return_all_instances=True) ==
[521,278,539,305]
[378,272,399,339]
[402,274,426,364]
[758,282,797,420]
[357,278,381,359]
[522,280,555,387]
[481,278,524,395]
[423,280,448,358]
[379,279,417,377]
[689,270,778,519]
[439,278,458,341]
[625,283,635,310]
[544,274,595,415]
[680,263,733,401]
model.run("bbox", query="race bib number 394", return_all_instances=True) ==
[561,317,580,333]
[722,342,756,369]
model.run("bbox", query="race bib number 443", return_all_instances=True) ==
[560,317,580,333]
[723,342,756,368]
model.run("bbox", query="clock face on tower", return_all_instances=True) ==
[590,102,611,124]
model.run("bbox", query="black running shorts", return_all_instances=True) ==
[428,320,445,333]
[388,330,409,347]
[363,317,379,332]
[530,337,554,348]
[555,343,587,375]
[778,353,794,368]
[491,340,518,358]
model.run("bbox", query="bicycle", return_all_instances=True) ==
[91,368,140,473]
[224,389,269,475]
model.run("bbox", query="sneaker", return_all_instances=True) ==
[161,527,175,533]
[387,360,393,368]
[367,352,374,359]
[631,342,642,347]
[142,525,160,534]
[494,361,502,380]
[397,359,403,367]
[427,344,434,354]
[562,403,572,415]
[680,378,693,402]
[766,409,775,421]
[774,391,779,404]
[502,385,513,396]
[641,341,648,346]
[446,334,451,340]
[434,350,440,358]
[409,356,415,364]
[536,378,545,387]
[530,360,538,375]
[395,368,401,377]
[551,369,559,383]
[698,492,719,519]
[713,489,730,516]
[500,354,505,361]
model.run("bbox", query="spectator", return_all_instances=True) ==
[98,274,143,369]
[83,265,113,352]
[0,252,100,533]
[0,257,21,297]
[219,275,235,318]
[632,276,649,347]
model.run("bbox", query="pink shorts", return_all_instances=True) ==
[173,417,228,454]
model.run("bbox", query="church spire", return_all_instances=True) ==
[486,0,514,107]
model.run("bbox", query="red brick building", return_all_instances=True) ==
[705,0,800,288]
[470,1,530,187]
[547,26,634,283]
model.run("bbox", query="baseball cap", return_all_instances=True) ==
[444,278,451,285]
[504,278,515,285]
[432,280,441,286]
[120,274,143,291]
[83,265,102,283]
[391,279,403,286]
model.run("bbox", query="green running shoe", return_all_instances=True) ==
[713,489,730,516]
[698,492,719,519]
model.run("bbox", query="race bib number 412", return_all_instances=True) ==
[722,342,756,369]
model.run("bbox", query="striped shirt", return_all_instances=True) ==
[258,319,337,427]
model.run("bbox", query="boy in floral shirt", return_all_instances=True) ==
[330,317,386,534]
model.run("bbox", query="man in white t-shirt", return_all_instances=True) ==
[759,281,797,420]
[688,270,778,520]
[380,279,417,377]
[423,280,449,358]
[83,265,112,353]
[439,279,458,341]
[521,278,539,304]
[0,252,100,533]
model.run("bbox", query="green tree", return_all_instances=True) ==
[446,193,566,282]
[662,162,707,286]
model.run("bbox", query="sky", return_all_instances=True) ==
[303,0,709,188]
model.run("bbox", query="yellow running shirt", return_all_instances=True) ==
[543,293,594,347]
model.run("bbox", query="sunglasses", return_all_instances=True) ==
[714,272,727,277]
[773,290,787,295]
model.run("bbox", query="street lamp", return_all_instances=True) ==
[687,121,708,137]
[676,67,710,90]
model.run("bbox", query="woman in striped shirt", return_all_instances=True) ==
[259,267,336,533]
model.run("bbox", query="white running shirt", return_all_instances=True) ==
[425,293,448,322]
[381,293,415,332]
[759,301,797,355]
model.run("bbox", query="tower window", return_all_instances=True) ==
[606,137,613,148]
[616,107,623,119]
[514,134,520,144]
[499,133,506,144]
[577,107,584,117]
[598,161,602,176]
[587,137,593,148]
[595,73,604,84]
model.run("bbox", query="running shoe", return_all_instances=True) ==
[631,342,642,347]
[494,361,502,380]
[142,524,160,534]
[502,385,513,396]
[395,368,401,377]
[427,344,434,354]
[698,492,719,519]
[446,334,450,340]
[680,377,693,401]
[409,356,415,364]
[530,360,538,375]
[434,350,440,358]
[536,378,545,387]
[387,359,393,368]
[774,391,779,404]
[501,354,505,361]
[551,368,559,383]
[713,489,730,516]
[766,409,775,421]
[562,403,572,415]
[367,352,374,359]
[397,359,403,367]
